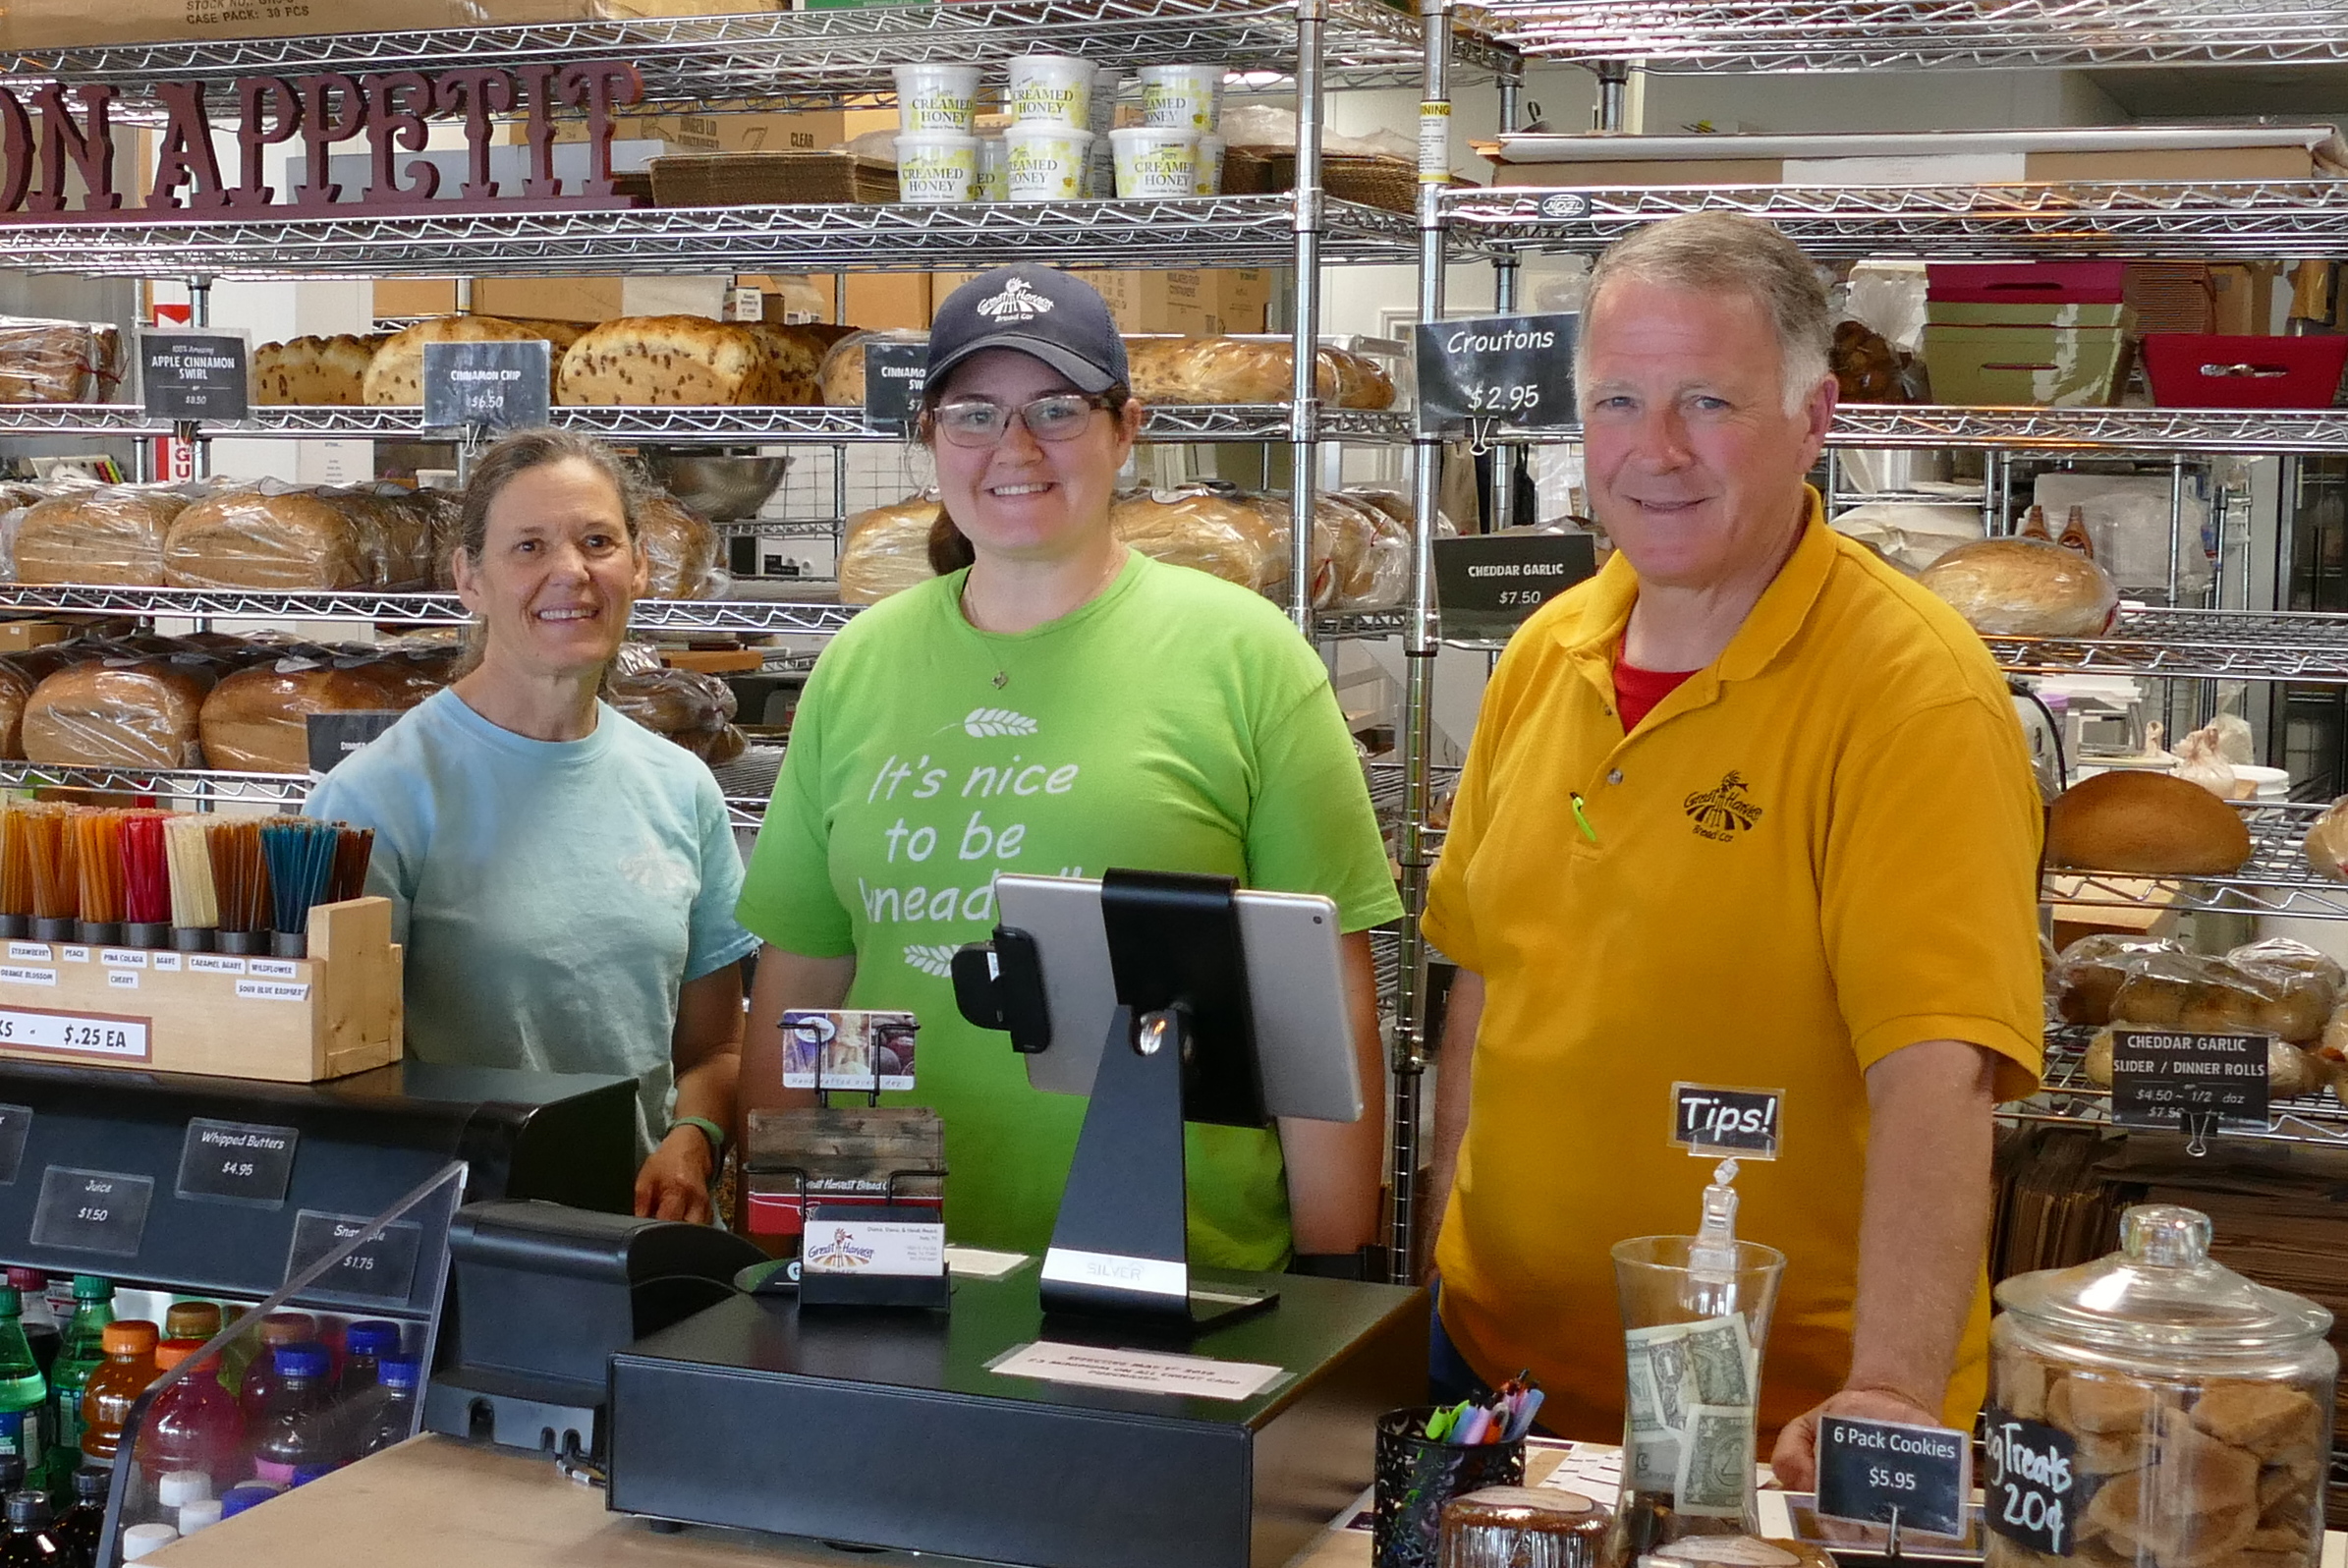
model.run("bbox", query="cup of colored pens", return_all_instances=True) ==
[1371,1384,1539,1568]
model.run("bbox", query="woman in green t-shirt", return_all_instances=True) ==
[736,265,1402,1271]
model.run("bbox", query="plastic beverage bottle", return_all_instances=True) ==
[47,1470,99,1567]
[75,1322,158,1468]
[339,1322,400,1398]
[249,1346,340,1488]
[159,1305,218,1348]
[0,1489,75,1568]
[234,1315,315,1427]
[2,1280,52,1379]
[45,1281,111,1475]
[355,1358,421,1458]
[0,1292,47,1485]
[137,1342,241,1495]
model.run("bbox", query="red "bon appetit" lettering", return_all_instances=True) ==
[0,60,644,219]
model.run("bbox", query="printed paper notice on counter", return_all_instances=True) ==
[237,980,309,1003]
[988,1341,1288,1402]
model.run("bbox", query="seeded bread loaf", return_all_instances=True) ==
[252,334,388,406]
[556,316,792,406]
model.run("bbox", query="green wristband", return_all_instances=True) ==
[669,1115,727,1160]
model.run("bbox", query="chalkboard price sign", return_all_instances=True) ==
[2108,1029,2269,1134]
[1432,532,1597,644]
[1983,1407,2076,1556]
[421,339,552,433]
[1414,312,1579,432]
[863,340,930,433]
[1817,1415,1970,1540]
[140,331,251,422]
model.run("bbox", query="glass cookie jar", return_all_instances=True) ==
[1986,1205,2334,1568]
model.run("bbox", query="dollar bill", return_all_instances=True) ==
[1683,1315,1755,1409]
[1674,1404,1756,1518]
[1626,1322,1694,1434]
[1626,1348,1665,1433]
[1626,1430,1682,1494]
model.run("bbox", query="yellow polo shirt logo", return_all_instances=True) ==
[1682,770,1764,841]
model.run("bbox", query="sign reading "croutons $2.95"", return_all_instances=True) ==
[1413,312,1579,432]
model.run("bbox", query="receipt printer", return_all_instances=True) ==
[424,1200,763,1461]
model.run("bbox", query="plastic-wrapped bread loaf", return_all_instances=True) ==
[1312,491,1408,609]
[818,329,928,407]
[1123,336,1396,408]
[197,657,417,774]
[556,316,793,406]
[1917,535,2121,638]
[362,316,584,407]
[252,334,388,406]
[635,492,722,599]
[1110,489,1286,592]
[0,644,77,759]
[0,317,118,405]
[22,654,218,768]
[14,485,192,586]
[839,496,943,605]
[162,486,378,591]
[605,664,746,767]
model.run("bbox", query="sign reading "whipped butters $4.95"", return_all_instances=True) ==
[1413,312,1579,431]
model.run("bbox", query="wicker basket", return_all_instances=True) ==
[650,151,901,207]
[1214,149,1467,213]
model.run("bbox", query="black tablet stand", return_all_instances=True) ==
[954,868,1277,1330]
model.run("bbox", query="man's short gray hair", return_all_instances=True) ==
[1574,212,1833,418]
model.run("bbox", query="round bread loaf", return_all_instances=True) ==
[363,316,582,407]
[839,497,943,605]
[1110,490,1284,591]
[1918,536,2120,638]
[162,486,376,590]
[197,660,410,774]
[2046,769,2252,875]
[2304,796,2348,882]
[817,328,928,408]
[252,333,388,406]
[15,486,191,587]
[22,656,216,768]
[635,492,720,599]
[556,316,786,407]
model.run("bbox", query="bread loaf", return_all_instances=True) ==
[556,316,791,407]
[1919,535,2121,638]
[740,321,827,404]
[1112,489,1285,592]
[0,317,114,405]
[1122,336,1394,408]
[635,492,721,599]
[15,486,191,587]
[1312,491,1407,609]
[2052,933,2179,1026]
[2047,769,2253,876]
[197,659,413,774]
[2303,796,2348,882]
[22,656,216,768]
[818,329,927,407]
[163,487,375,590]
[1832,319,1905,404]
[252,334,388,406]
[839,496,942,605]
[606,665,746,767]
[362,316,584,407]
[2106,949,2332,1043]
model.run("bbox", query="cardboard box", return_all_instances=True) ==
[0,0,777,49]
[372,275,726,324]
[2210,262,2279,337]
[0,621,69,653]
[1079,268,1273,335]
[532,110,847,154]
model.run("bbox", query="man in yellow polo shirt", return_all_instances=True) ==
[1423,211,2043,1488]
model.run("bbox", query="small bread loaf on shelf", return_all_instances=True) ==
[635,492,722,600]
[1122,336,1395,408]
[1831,319,1906,404]
[556,316,802,407]
[252,334,388,406]
[362,316,585,407]
[14,485,192,587]
[22,655,217,768]
[839,496,943,606]
[605,664,744,767]
[0,317,117,405]
[197,657,418,774]
[1311,491,1408,610]
[2302,795,2348,882]
[818,328,927,407]
[1111,489,1286,592]
[2046,769,2252,876]
[2103,948,2333,1044]
[1918,535,2120,638]
[2052,932,2180,1026]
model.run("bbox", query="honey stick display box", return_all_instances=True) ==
[0,897,401,1083]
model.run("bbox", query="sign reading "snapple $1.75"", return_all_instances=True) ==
[1414,312,1579,432]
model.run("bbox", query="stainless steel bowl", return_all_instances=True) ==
[642,452,791,522]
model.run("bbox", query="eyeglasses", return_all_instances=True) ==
[931,392,1116,449]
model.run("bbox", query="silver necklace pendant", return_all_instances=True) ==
[992,670,1009,689]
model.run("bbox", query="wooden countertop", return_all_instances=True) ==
[143,1433,1386,1568]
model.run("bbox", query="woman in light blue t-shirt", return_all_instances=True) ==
[307,430,755,1222]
